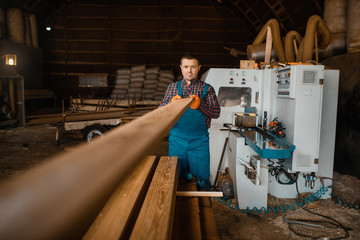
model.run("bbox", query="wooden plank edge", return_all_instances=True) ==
[199,197,219,240]
[176,191,223,197]
[172,182,202,240]
[83,155,158,240]
[129,156,178,240]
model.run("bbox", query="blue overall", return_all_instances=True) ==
[169,81,211,189]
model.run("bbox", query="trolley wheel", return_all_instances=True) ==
[83,125,107,142]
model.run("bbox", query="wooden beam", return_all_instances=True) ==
[173,182,220,240]
[130,156,178,240]
[26,109,152,125]
[176,191,223,197]
[71,98,161,107]
[83,156,157,240]
[172,182,202,240]
[0,98,193,240]
[199,197,219,240]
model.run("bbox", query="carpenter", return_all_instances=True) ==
[160,53,220,190]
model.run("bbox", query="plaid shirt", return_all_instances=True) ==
[160,79,220,128]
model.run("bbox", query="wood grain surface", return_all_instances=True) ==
[83,156,157,240]
[130,156,178,240]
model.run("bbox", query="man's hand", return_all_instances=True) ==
[171,95,182,102]
[190,95,200,109]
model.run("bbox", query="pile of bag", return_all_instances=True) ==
[110,65,176,101]
[111,68,131,100]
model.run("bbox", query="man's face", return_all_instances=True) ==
[180,58,201,82]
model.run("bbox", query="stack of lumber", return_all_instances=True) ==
[111,68,131,99]
[83,155,219,240]
[25,108,154,125]
[84,156,178,240]
[70,98,161,112]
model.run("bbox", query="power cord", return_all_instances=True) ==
[213,185,328,215]
[283,174,352,239]
[331,194,360,210]
[267,159,284,177]
[213,172,355,238]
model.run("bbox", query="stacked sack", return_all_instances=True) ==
[110,66,176,101]
[143,67,160,100]
[154,70,175,101]
[111,68,131,99]
[128,65,146,101]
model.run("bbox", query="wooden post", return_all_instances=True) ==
[0,98,193,240]
[8,78,16,115]
[264,26,273,64]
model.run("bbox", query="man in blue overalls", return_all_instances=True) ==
[160,53,220,190]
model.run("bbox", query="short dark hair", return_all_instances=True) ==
[180,52,200,65]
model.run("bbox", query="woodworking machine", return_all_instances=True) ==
[204,64,339,209]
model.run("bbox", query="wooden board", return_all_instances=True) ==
[72,98,161,107]
[199,197,219,240]
[130,156,178,240]
[83,156,157,240]
[173,182,219,240]
[26,108,152,125]
[176,191,223,197]
[172,182,202,240]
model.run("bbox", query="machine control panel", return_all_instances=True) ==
[227,70,256,85]
[276,68,291,97]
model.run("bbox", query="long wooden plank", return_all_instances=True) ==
[72,98,161,107]
[26,109,152,125]
[172,182,202,240]
[0,98,192,240]
[176,191,223,197]
[83,156,157,240]
[199,197,219,240]
[130,156,178,240]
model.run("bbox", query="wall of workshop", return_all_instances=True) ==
[322,52,360,178]
[40,0,251,103]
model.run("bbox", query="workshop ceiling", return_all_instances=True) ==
[2,0,324,41]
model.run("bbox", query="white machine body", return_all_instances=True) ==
[204,65,339,209]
